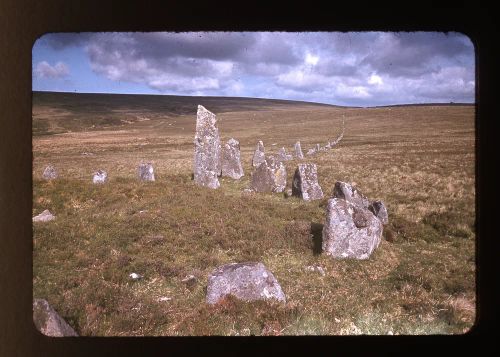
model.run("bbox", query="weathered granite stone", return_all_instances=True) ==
[92,170,107,184]
[322,198,383,259]
[292,163,324,201]
[252,140,266,168]
[32,210,55,222]
[42,165,57,180]
[332,181,371,209]
[138,163,155,181]
[369,200,389,225]
[33,298,78,337]
[193,105,221,189]
[221,138,244,179]
[306,147,316,156]
[206,262,286,305]
[250,156,286,193]
[277,147,293,162]
[294,141,304,159]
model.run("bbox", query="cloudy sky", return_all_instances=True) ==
[32,32,475,107]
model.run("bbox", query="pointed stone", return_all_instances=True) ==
[221,138,244,179]
[292,163,324,201]
[252,140,266,168]
[193,105,221,189]
[42,165,57,180]
[369,200,389,225]
[294,141,304,159]
[138,163,155,181]
[33,299,78,336]
[250,156,286,193]
[277,147,292,162]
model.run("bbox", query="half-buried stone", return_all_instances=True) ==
[221,138,244,179]
[292,163,324,201]
[138,163,155,181]
[250,156,286,193]
[206,262,286,305]
[32,209,55,222]
[193,105,221,189]
[33,298,78,336]
[322,198,383,260]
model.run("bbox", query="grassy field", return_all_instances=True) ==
[32,91,476,336]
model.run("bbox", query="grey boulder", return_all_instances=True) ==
[206,262,286,305]
[193,105,221,189]
[33,298,78,337]
[221,138,244,179]
[292,163,324,201]
[369,200,389,225]
[322,198,383,260]
[42,165,57,180]
[250,156,286,193]
[138,163,155,181]
[32,210,55,222]
[92,169,107,184]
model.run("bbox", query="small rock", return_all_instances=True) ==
[42,165,57,180]
[306,148,316,156]
[92,169,107,184]
[181,275,197,290]
[33,298,78,337]
[32,210,55,222]
[157,296,172,302]
[138,163,155,181]
[129,273,143,280]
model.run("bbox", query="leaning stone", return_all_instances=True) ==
[294,141,304,159]
[193,105,221,189]
[250,156,286,193]
[221,138,244,179]
[138,163,155,181]
[32,210,55,222]
[369,200,389,225]
[206,262,286,305]
[322,198,383,260]
[332,181,371,209]
[33,298,78,337]
[252,140,266,168]
[42,165,57,180]
[92,170,107,184]
[292,163,324,201]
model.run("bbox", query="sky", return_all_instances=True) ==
[32,32,475,107]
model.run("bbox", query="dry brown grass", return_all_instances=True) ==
[32,92,475,335]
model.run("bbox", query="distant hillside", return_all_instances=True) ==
[371,102,475,108]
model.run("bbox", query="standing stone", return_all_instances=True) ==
[292,163,324,201]
[221,138,244,179]
[369,200,389,225]
[306,147,316,156]
[294,141,304,159]
[332,181,371,209]
[315,143,321,152]
[32,209,55,222]
[92,169,107,184]
[322,198,383,260]
[250,156,286,193]
[324,142,332,150]
[277,147,293,162]
[42,165,57,180]
[206,262,286,305]
[252,140,266,168]
[33,298,78,336]
[193,105,221,189]
[138,163,155,181]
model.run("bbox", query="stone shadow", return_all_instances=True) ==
[310,222,324,255]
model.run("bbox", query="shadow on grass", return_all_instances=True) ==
[310,222,323,255]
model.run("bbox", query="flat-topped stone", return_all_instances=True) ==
[250,156,286,193]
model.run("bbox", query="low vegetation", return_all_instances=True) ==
[32,92,475,335]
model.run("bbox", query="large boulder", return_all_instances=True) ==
[250,156,286,193]
[206,262,286,305]
[92,169,107,184]
[193,105,221,189]
[252,140,266,168]
[294,141,304,159]
[42,165,57,180]
[138,163,155,181]
[322,198,383,259]
[32,210,55,222]
[332,181,388,225]
[221,138,244,179]
[33,298,78,336]
[292,163,324,201]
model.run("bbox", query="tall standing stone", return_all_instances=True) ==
[42,165,57,180]
[250,156,286,193]
[322,198,383,260]
[252,140,266,168]
[193,105,221,189]
[292,163,324,201]
[294,141,304,159]
[221,138,244,180]
[138,163,155,181]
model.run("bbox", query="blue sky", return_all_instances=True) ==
[32,32,475,107]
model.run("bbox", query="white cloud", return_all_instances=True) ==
[368,73,383,85]
[34,61,69,79]
[305,53,319,66]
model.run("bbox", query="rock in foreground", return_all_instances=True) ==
[221,138,244,179]
[206,262,286,305]
[250,156,286,193]
[33,298,78,337]
[32,210,55,223]
[292,163,324,201]
[193,105,221,189]
[322,198,383,259]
